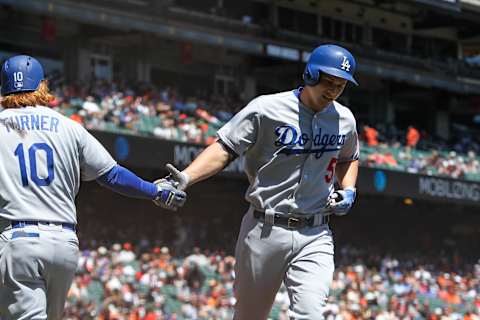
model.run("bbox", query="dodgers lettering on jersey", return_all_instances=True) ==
[274,125,346,158]
[217,89,359,215]
[0,106,116,224]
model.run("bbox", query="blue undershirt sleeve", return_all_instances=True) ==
[96,165,158,200]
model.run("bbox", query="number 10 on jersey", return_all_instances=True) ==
[14,143,55,186]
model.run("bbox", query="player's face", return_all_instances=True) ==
[301,73,349,111]
[315,74,347,102]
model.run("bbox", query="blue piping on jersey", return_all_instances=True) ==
[278,146,341,159]
[96,165,158,200]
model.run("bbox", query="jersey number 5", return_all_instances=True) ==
[14,143,55,187]
[325,157,337,183]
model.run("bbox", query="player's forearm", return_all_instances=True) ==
[335,160,358,189]
[183,141,231,186]
[96,165,157,200]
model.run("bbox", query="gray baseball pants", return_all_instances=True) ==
[0,219,79,320]
[233,207,334,320]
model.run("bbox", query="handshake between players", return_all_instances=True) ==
[155,162,356,216]
[152,164,190,211]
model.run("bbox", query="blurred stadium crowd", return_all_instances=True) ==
[38,80,480,182]
[360,125,480,181]
[63,242,480,320]
[49,81,241,145]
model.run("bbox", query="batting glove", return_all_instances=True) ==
[153,179,187,211]
[326,187,356,216]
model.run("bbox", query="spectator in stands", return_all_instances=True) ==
[82,95,101,115]
[383,151,398,168]
[154,117,179,140]
[365,146,398,169]
[406,125,421,148]
[363,125,379,147]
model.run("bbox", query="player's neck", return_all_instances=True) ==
[299,88,331,113]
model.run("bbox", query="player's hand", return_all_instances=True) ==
[153,179,187,211]
[165,163,190,191]
[325,187,356,216]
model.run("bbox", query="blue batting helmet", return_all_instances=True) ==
[1,55,44,96]
[303,44,358,86]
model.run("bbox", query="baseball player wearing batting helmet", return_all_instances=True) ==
[164,44,359,319]
[0,55,186,319]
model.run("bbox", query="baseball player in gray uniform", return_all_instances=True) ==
[0,55,186,320]
[164,44,359,319]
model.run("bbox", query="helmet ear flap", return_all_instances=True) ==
[303,66,319,86]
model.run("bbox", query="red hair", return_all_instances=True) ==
[1,80,54,108]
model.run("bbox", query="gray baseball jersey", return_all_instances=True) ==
[0,106,116,224]
[217,88,359,215]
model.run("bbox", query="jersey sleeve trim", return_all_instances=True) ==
[218,138,239,159]
[216,132,241,157]
[337,157,359,164]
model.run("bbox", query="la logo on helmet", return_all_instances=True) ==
[340,56,351,71]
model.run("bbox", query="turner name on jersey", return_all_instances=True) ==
[0,114,60,133]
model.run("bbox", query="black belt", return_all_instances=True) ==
[253,210,328,229]
[11,220,76,232]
